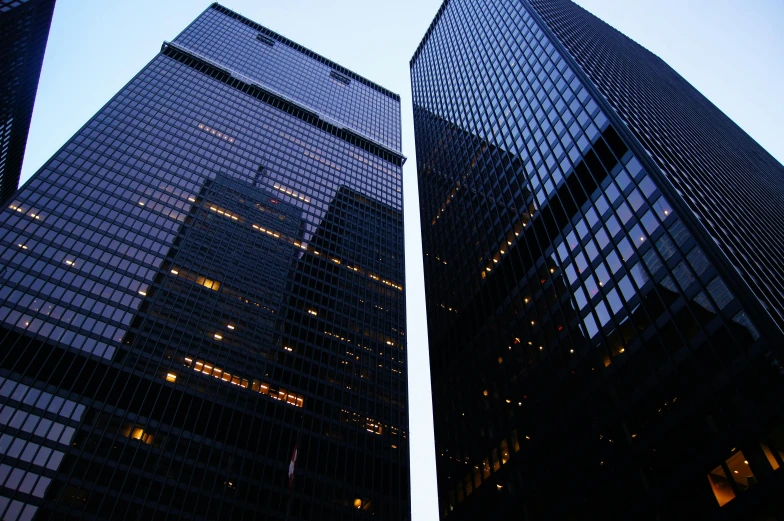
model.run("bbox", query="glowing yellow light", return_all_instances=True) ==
[166,373,177,382]
[214,334,223,340]
[227,324,235,330]
[170,269,179,275]
[308,309,318,316]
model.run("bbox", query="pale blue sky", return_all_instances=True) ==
[19,1,784,519]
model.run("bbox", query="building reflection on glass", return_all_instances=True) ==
[0,4,409,520]
[412,1,784,519]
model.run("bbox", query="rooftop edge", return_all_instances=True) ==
[410,0,451,67]
[211,3,401,102]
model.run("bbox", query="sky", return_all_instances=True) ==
[19,1,784,519]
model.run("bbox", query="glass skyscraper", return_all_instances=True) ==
[0,0,56,202]
[411,1,784,520]
[0,3,409,520]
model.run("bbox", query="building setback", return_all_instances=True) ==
[411,0,784,520]
[0,3,409,520]
[0,0,56,203]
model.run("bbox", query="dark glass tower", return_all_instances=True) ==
[411,1,784,520]
[0,0,56,202]
[0,3,409,520]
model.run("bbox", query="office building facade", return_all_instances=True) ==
[411,0,784,519]
[0,0,56,202]
[0,3,409,520]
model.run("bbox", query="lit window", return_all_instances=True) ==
[197,123,235,143]
[196,276,220,291]
[760,443,781,471]
[272,183,311,203]
[207,204,240,221]
[725,451,755,491]
[707,464,736,507]
[252,223,281,238]
[166,373,177,383]
[183,357,301,406]
[120,424,154,445]
[511,430,520,452]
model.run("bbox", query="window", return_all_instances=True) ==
[500,439,510,464]
[707,464,735,507]
[329,70,351,86]
[255,33,275,46]
[706,444,783,507]
[491,448,501,471]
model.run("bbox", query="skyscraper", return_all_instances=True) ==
[0,0,56,202]
[411,1,784,520]
[0,3,409,520]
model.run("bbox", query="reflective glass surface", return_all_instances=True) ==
[0,0,56,202]
[0,4,408,520]
[529,0,784,333]
[412,0,784,519]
